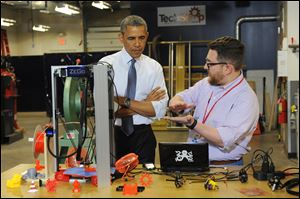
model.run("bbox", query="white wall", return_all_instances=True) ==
[286,1,299,81]
[247,70,274,113]
[87,27,123,52]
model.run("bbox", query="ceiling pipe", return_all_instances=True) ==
[235,15,279,40]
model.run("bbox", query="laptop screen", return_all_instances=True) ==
[159,142,209,172]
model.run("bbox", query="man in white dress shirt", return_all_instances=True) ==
[165,36,259,166]
[99,15,169,164]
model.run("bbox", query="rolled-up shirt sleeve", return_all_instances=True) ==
[177,80,204,106]
[181,74,260,160]
[151,66,169,119]
[217,93,259,151]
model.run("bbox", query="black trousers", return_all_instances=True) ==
[114,124,156,164]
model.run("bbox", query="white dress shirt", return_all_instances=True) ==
[100,48,169,126]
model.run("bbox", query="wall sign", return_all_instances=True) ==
[158,5,206,27]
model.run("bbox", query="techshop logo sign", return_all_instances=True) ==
[158,5,206,27]
[189,6,205,22]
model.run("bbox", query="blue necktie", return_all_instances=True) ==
[121,59,136,136]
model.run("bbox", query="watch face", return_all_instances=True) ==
[125,97,131,108]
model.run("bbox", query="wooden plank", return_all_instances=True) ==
[265,92,271,127]
[175,44,185,93]
[268,77,279,131]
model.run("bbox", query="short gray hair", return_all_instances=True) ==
[120,15,148,33]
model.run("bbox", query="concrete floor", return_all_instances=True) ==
[1,112,298,173]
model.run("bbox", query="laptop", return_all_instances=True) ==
[159,142,209,172]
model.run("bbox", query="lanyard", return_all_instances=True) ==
[202,77,244,124]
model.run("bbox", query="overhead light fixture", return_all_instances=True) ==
[92,1,111,10]
[55,3,80,15]
[32,25,50,32]
[1,1,15,5]
[1,18,16,27]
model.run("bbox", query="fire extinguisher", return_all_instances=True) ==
[277,97,287,124]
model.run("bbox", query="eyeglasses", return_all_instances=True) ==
[205,62,227,69]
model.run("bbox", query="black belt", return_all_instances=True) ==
[115,124,150,130]
[210,157,243,165]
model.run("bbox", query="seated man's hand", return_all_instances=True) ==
[163,115,194,126]
[168,101,195,114]
[144,87,166,102]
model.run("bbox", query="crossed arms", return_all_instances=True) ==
[114,87,166,118]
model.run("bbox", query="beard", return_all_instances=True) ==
[208,72,225,86]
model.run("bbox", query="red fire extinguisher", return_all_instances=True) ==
[277,97,287,124]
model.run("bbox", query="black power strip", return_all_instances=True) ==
[253,152,285,181]
[253,170,285,181]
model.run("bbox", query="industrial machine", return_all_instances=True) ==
[48,63,115,189]
[285,80,299,159]
[1,58,23,144]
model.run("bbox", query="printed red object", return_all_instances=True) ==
[115,153,139,173]
[45,179,57,192]
[91,176,98,186]
[35,159,45,171]
[55,170,69,182]
[72,180,81,193]
[123,183,138,195]
[115,153,139,180]
[139,173,153,187]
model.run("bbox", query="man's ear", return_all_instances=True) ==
[118,33,124,44]
[225,63,234,74]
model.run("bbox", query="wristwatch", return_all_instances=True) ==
[124,97,131,108]
[186,118,197,129]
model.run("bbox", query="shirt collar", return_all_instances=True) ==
[120,47,143,64]
[224,70,243,89]
[121,48,133,64]
[214,70,244,90]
